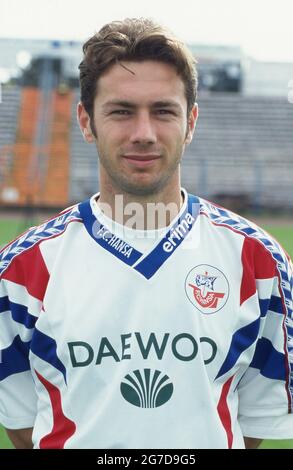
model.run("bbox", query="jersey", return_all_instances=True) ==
[0,189,292,449]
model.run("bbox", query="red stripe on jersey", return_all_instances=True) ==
[2,244,49,302]
[240,237,277,306]
[217,376,234,449]
[35,371,76,449]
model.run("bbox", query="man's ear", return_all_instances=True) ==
[185,104,198,145]
[77,101,95,143]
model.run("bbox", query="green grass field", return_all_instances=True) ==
[0,217,292,449]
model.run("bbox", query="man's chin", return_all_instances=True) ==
[118,178,166,197]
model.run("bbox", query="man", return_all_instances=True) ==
[0,18,292,449]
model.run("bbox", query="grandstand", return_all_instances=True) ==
[0,87,21,201]
[183,93,293,210]
[69,89,99,202]
[1,85,292,211]
[0,39,293,213]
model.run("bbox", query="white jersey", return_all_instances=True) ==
[0,189,292,449]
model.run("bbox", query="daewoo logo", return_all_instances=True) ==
[121,369,173,408]
[68,332,217,367]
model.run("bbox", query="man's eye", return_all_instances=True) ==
[157,109,173,115]
[111,110,130,115]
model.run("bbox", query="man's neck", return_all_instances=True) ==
[96,187,184,231]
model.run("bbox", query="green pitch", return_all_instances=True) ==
[0,217,292,449]
[0,426,13,449]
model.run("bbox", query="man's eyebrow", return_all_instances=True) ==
[152,101,181,109]
[102,100,136,109]
[102,100,181,110]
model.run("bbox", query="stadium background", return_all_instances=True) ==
[0,37,292,449]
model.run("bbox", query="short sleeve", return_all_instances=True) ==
[238,247,293,439]
[0,275,38,429]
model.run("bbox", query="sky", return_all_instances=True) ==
[0,0,293,62]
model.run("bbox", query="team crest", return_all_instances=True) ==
[185,264,229,314]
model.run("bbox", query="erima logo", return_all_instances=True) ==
[163,212,195,253]
[68,332,217,367]
[121,369,173,408]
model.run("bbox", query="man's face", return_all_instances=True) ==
[79,60,197,196]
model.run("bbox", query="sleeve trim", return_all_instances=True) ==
[0,411,35,430]
[239,414,293,439]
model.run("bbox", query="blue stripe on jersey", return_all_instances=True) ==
[0,296,37,329]
[287,323,293,336]
[259,296,285,317]
[79,199,142,266]
[30,328,67,383]
[259,298,271,318]
[0,207,81,276]
[134,195,200,279]
[238,226,257,236]
[269,295,284,315]
[250,337,287,380]
[0,335,30,381]
[216,318,260,379]
[0,296,10,313]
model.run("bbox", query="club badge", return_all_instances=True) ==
[185,264,229,314]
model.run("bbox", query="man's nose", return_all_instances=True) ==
[129,112,157,145]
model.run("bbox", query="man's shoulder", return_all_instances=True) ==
[198,196,271,238]
[197,196,290,265]
[0,203,82,277]
[198,196,261,232]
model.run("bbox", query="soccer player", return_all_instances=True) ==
[0,18,292,449]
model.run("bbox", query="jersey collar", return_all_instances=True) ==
[78,190,200,279]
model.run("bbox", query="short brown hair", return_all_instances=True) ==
[79,18,197,132]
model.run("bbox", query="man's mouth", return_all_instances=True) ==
[122,154,160,167]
